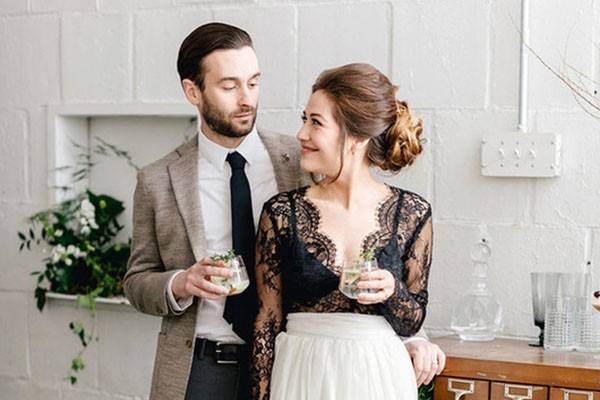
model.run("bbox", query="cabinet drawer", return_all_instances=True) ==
[434,377,489,400]
[550,387,600,400]
[491,382,548,400]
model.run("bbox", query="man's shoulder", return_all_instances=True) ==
[138,135,196,181]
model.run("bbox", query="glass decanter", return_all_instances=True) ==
[450,239,503,341]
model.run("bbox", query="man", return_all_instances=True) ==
[124,22,445,400]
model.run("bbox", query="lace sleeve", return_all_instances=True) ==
[380,204,433,337]
[250,195,289,400]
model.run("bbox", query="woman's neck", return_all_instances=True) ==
[316,162,384,210]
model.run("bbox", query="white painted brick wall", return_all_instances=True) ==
[98,0,174,12]
[529,0,597,110]
[213,5,297,109]
[433,110,531,223]
[393,0,489,109]
[0,109,27,201]
[490,0,521,109]
[62,13,132,102]
[96,308,160,396]
[135,8,212,102]
[0,376,60,400]
[0,16,60,107]
[28,299,100,387]
[0,0,27,14]
[533,111,600,226]
[0,292,30,378]
[297,3,391,103]
[1,1,599,398]
[30,0,96,13]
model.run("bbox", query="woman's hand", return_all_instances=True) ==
[356,269,396,304]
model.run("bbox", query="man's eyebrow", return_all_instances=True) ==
[217,72,261,84]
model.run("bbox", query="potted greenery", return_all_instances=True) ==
[18,137,136,384]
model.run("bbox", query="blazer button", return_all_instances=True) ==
[186,339,193,348]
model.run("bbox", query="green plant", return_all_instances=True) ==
[210,249,237,264]
[19,190,130,384]
[418,381,435,400]
[359,245,376,262]
[18,136,139,385]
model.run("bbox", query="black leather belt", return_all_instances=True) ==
[195,338,243,365]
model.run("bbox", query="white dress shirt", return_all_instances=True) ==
[166,126,278,344]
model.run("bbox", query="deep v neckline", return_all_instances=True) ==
[295,185,399,275]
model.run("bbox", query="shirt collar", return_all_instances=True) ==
[197,125,260,171]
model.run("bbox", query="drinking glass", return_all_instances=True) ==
[530,272,560,347]
[544,295,577,351]
[211,254,250,296]
[339,259,379,299]
[577,310,600,352]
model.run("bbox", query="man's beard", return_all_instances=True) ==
[201,93,257,138]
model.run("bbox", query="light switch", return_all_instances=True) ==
[481,132,561,178]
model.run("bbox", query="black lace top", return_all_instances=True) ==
[250,185,433,399]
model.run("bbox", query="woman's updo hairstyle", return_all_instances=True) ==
[311,63,424,173]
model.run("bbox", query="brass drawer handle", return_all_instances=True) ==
[562,389,593,400]
[504,384,533,400]
[448,378,475,400]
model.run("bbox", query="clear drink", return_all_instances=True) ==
[210,252,250,296]
[339,266,362,299]
[339,259,379,299]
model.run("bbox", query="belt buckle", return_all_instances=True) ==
[215,342,238,365]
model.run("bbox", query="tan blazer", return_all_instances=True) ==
[124,129,303,400]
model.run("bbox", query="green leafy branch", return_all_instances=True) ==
[51,136,141,192]
[210,250,237,264]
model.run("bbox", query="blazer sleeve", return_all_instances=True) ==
[123,170,183,317]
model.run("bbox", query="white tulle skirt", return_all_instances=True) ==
[270,312,418,400]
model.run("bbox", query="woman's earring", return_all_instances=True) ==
[350,144,357,156]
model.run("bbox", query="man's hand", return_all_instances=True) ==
[172,257,233,300]
[405,340,446,387]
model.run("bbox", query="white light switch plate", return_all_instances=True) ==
[481,132,561,178]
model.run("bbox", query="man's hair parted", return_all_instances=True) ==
[177,22,253,90]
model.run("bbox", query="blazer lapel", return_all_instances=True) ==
[259,129,298,192]
[168,135,206,262]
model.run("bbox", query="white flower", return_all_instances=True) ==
[54,229,63,237]
[50,244,66,264]
[55,244,66,255]
[80,225,91,236]
[89,219,99,230]
[51,251,61,264]
[66,245,76,255]
[81,198,95,215]
[74,247,87,258]
[80,217,88,226]
[65,258,73,266]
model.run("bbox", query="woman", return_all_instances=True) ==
[250,63,432,400]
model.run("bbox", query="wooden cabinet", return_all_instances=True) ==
[491,383,547,400]
[432,337,600,400]
[434,377,489,400]
[548,388,600,400]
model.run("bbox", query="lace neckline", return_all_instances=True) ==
[295,184,400,274]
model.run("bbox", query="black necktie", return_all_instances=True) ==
[224,151,255,325]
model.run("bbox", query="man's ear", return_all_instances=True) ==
[182,79,201,106]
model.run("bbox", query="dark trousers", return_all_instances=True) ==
[185,340,242,400]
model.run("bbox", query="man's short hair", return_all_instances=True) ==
[177,22,253,90]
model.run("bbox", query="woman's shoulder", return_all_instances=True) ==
[390,186,431,219]
[262,186,308,212]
